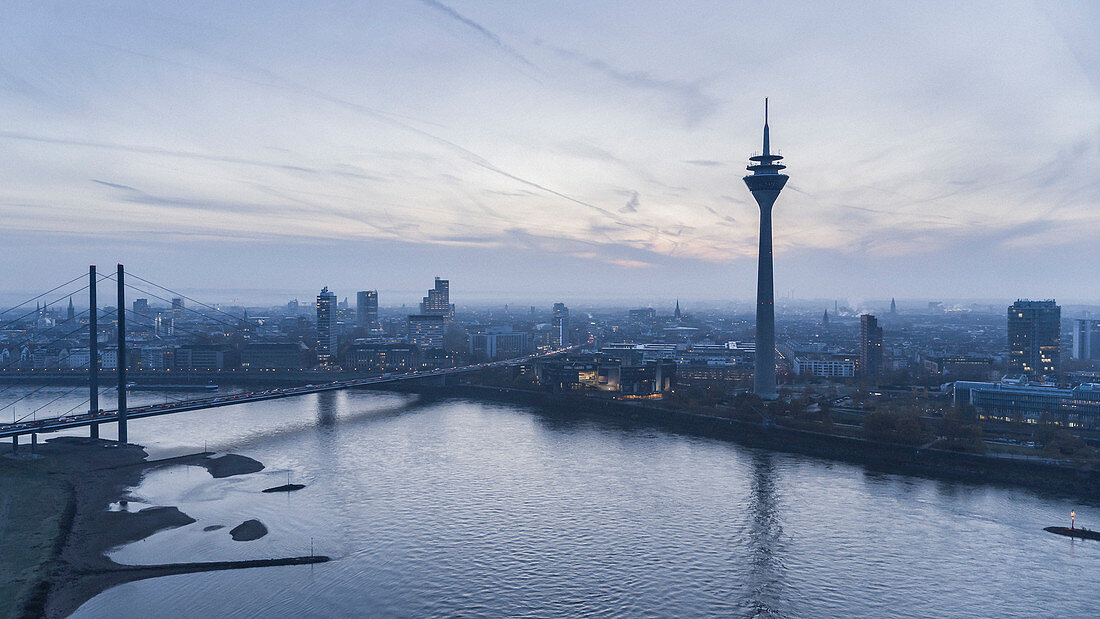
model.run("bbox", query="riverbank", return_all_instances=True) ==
[394,384,1100,497]
[0,437,287,617]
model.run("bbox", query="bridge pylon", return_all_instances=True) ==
[89,264,100,439]
[116,264,127,444]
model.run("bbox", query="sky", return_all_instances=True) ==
[1,1,1098,307]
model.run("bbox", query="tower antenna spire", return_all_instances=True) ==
[763,97,771,156]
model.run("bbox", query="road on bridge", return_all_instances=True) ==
[0,350,572,440]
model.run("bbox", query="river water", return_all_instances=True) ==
[6,386,1099,616]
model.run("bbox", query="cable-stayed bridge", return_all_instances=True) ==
[0,265,566,449]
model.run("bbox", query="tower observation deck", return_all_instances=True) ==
[743,99,788,400]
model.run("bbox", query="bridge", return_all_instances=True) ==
[0,264,569,450]
[0,355,551,441]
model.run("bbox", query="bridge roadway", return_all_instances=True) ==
[0,352,562,440]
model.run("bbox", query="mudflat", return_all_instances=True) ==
[0,437,275,617]
[229,519,268,541]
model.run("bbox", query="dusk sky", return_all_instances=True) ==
[2,1,1097,306]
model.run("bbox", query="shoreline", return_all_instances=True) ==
[391,384,1100,498]
[0,437,302,618]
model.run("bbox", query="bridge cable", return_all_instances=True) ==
[0,307,92,366]
[20,384,87,422]
[101,275,243,332]
[0,273,85,317]
[0,281,93,333]
[0,309,94,400]
[126,272,251,325]
[122,305,242,347]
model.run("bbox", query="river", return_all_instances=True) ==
[6,386,1099,616]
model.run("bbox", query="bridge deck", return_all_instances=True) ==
[0,353,557,440]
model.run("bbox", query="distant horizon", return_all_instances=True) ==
[5,285,1098,315]
[2,2,1097,302]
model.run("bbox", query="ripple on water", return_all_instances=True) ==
[67,394,1100,617]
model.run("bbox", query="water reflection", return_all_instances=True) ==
[317,391,338,427]
[60,393,1100,618]
[744,452,786,617]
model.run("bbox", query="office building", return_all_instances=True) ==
[408,314,445,349]
[346,342,418,373]
[1072,318,1100,361]
[357,290,379,331]
[743,99,787,400]
[171,297,185,321]
[954,379,1100,429]
[241,342,307,369]
[316,287,337,364]
[793,354,857,378]
[1008,300,1060,376]
[922,356,993,381]
[175,345,225,370]
[470,327,530,361]
[132,298,149,317]
[420,277,453,320]
[859,314,883,378]
[551,302,569,348]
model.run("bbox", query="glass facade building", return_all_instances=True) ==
[316,286,337,364]
[1008,300,1060,377]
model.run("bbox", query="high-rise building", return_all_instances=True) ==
[551,302,569,348]
[357,290,379,331]
[408,314,445,349]
[859,314,883,378]
[171,297,185,322]
[132,298,150,319]
[743,98,788,400]
[1008,300,1060,377]
[420,277,453,320]
[316,287,337,364]
[1072,318,1100,361]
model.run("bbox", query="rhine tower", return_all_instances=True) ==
[743,99,788,399]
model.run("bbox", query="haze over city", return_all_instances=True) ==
[6,2,1100,618]
[2,1,1098,303]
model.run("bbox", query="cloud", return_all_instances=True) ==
[610,258,655,269]
[0,131,320,175]
[620,191,640,213]
[417,0,534,68]
[684,160,724,167]
[91,179,138,192]
[545,45,720,126]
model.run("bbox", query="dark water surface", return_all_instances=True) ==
[15,387,1093,617]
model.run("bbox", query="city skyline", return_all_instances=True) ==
[1,1,1097,301]
[4,5,1100,617]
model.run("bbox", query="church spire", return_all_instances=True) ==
[674,299,682,321]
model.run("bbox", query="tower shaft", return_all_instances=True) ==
[753,192,778,398]
[743,99,788,400]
